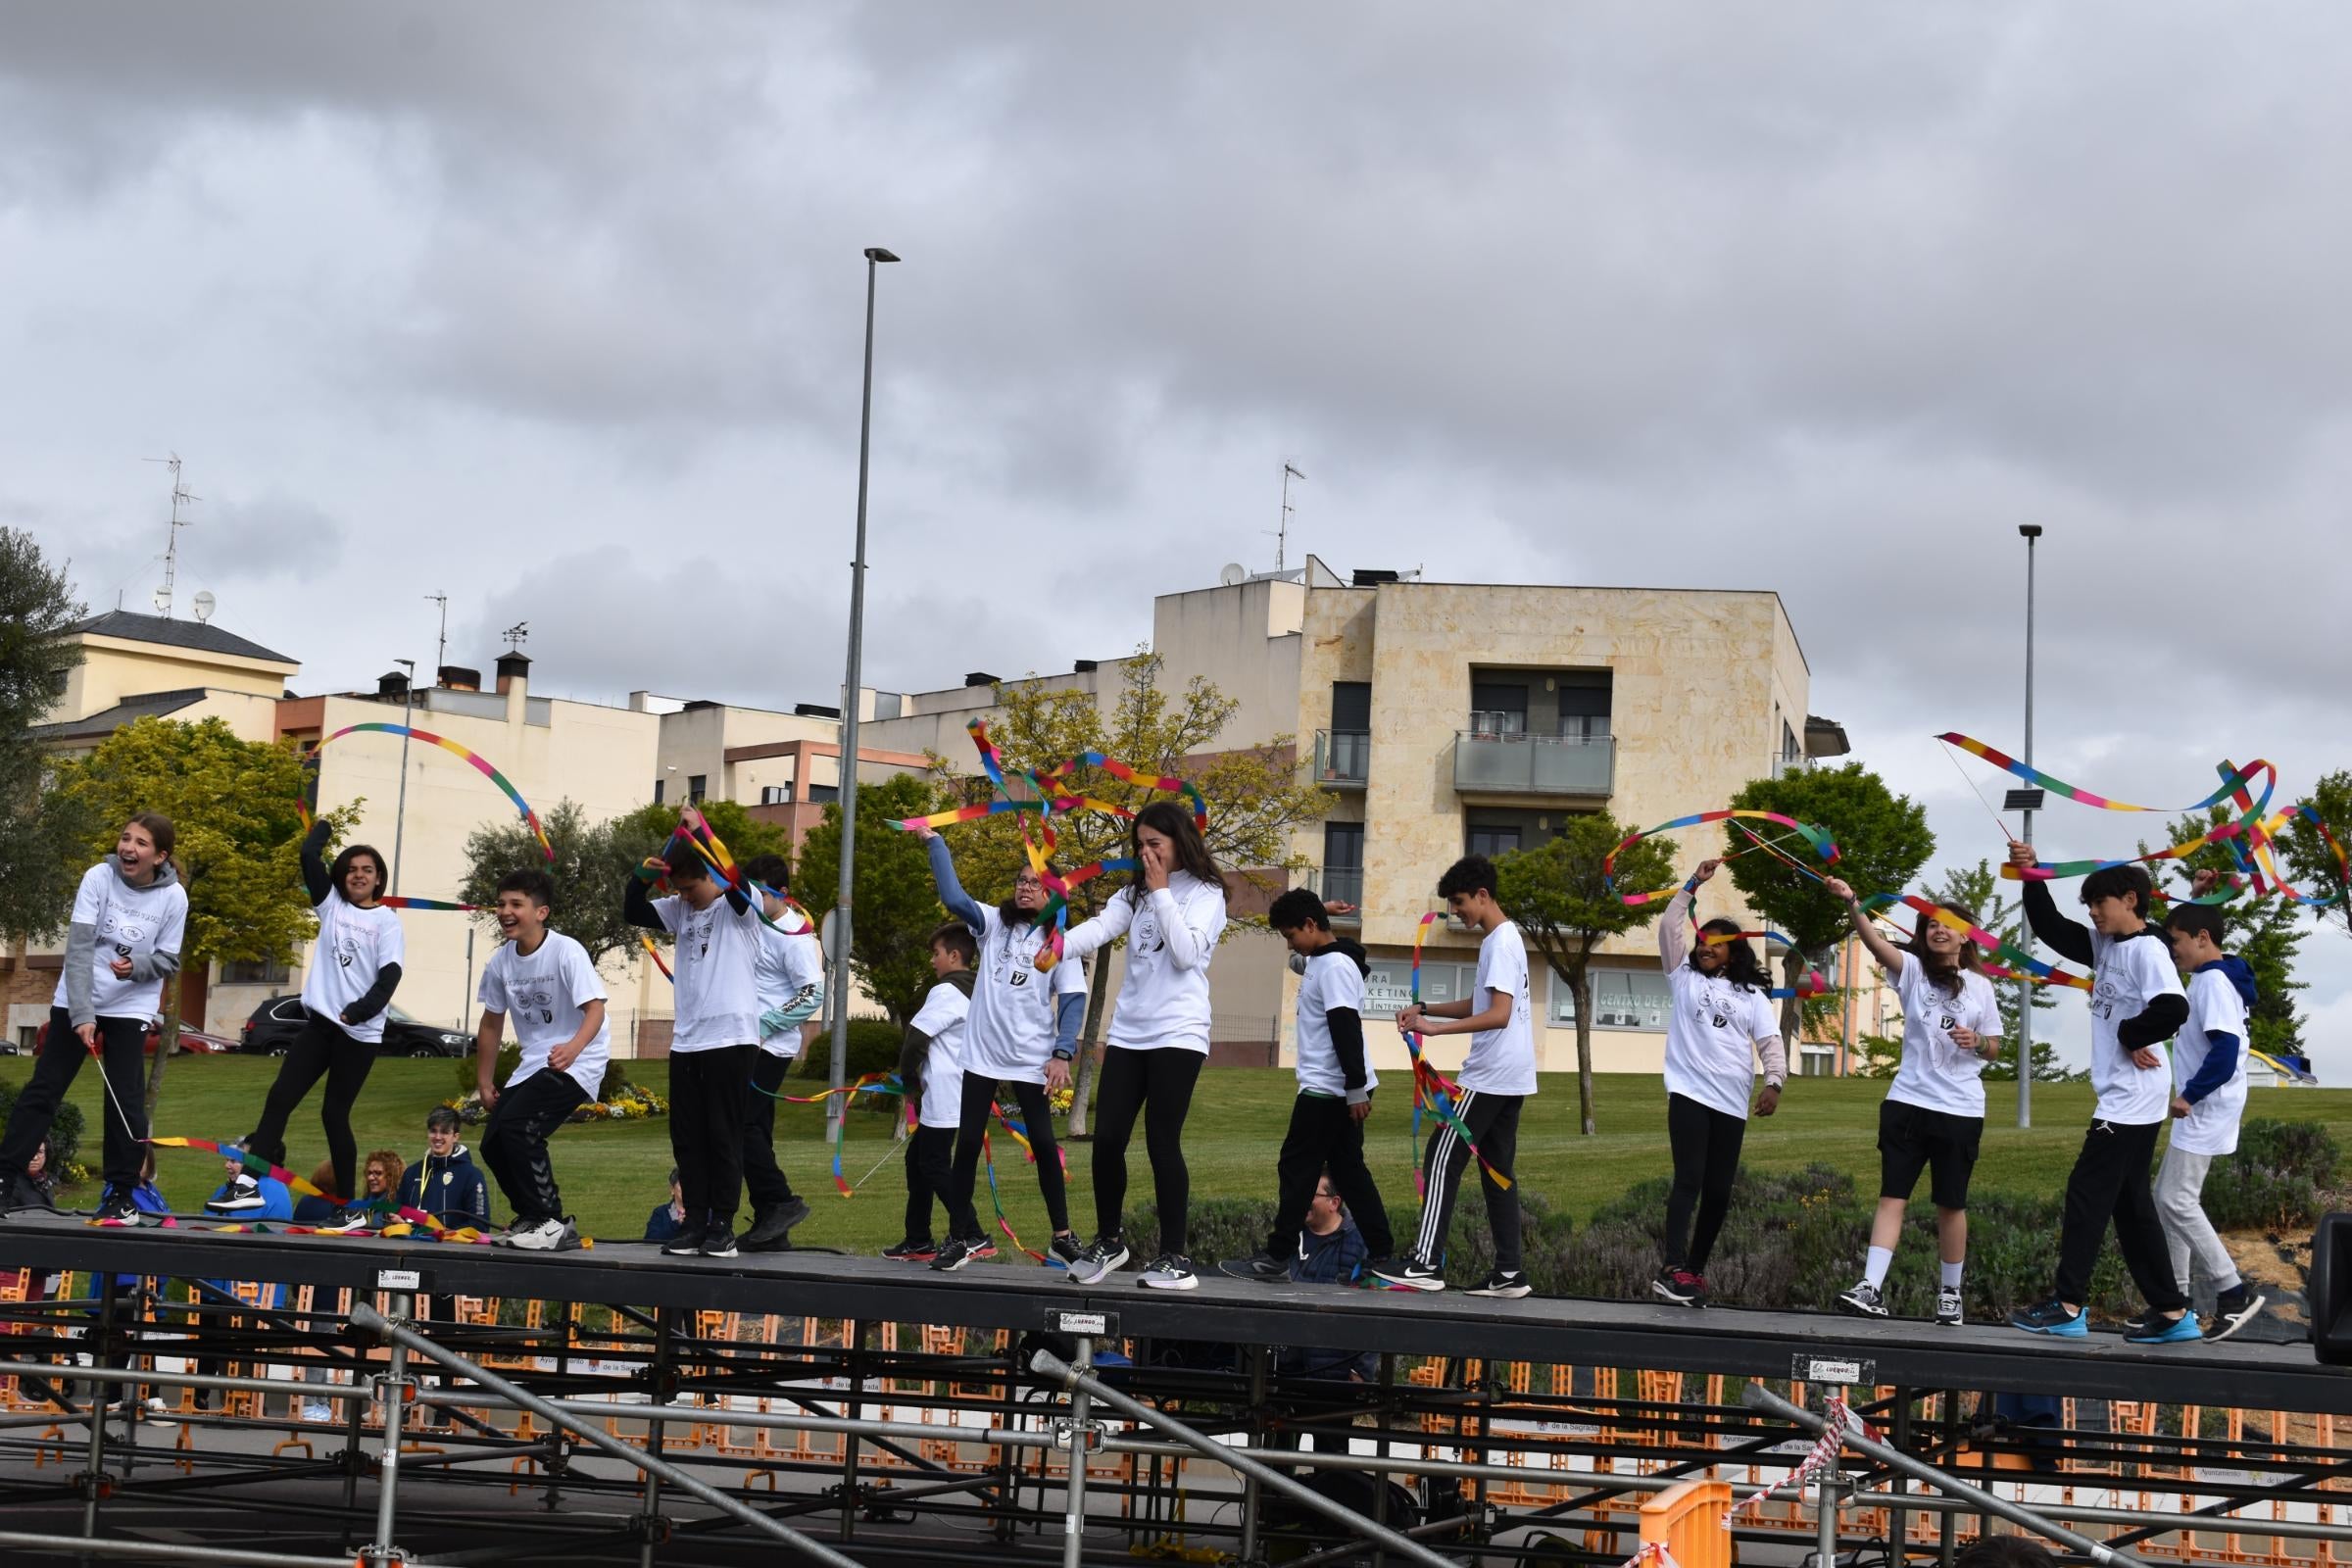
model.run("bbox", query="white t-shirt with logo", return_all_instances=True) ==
[1885,954,2001,1119]
[2171,965,2251,1156]
[478,931,610,1101]
[652,891,764,1052]
[963,907,1089,1082]
[754,917,825,1060]
[1457,921,1537,1096]
[55,860,188,1022]
[907,981,971,1131]
[1063,872,1228,1054]
[1663,961,1780,1121]
[302,889,407,1046]
[2086,929,2181,1125]
[1296,949,1379,1099]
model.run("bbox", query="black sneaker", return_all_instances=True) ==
[209,1175,267,1214]
[1138,1254,1200,1291]
[661,1226,709,1257]
[1652,1267,1705,1307]
[1371,1256,1445,1292]
[2210,1286,2267,1343]
[930,1237,983,1273]
[880,1238,937,1262]
[1065,1235,1129,1285]
[1838,1280,1887,1318]
[741,1197,810,1252]
[95,1189,142,1226]
[1049,1233,1086,1268]
[1228,1251,1292,1283]
[2008,1298,2087,1338]
[318,1207,370,1234]
[1466,1269,1531,1299]
[699,1229,739,1258]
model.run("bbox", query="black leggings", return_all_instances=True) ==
[1090,1047,1203,1255]
[1,1011,148,1194]
[247,1015,379,1204]
[1661,1093,1747,1275]
[949,1074,1071,1235]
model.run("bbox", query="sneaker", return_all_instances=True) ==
[210,1175,267,1214]
[930,1237,983,1273]
[303,1400,335,1423]
[741,1196,810,1252]
[1230,1251,1292,1284]
[1838,1281,1887,1318]
[2009,1298,2088,1338]
[2125,1310,2203,1346]
[2210,1288,2267,1343]
[95,1189,143,1226]
[880,1238,937,1262]
[318,1207,370,1234]
[1138,1254,1200,1291]
[1466,1269,1532,1299]
[1372,1256,1446,1292]
[964,1236,999,1261]
[699,1229,739,1258]
[661,1226,710,1257]
[1049,1233,1086,1268]
[1936,1287,1964,1327]
[508,1216,581,1252]
[1064,1235,1129,1286]
[1651,1267,1705,1307]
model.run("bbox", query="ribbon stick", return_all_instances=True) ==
[978,1132,1050,1263]
[1396,912,1514,1200]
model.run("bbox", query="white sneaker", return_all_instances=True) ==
[1065,1236,1129,1286]
[1137,1254,1199,1291]
[1838,1280,1887,1318]
[303,1400,334,1423]
[508,1216,580,1252]
[1936,1286,1964,1327]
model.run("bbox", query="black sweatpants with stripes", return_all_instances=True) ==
[1404,1090,1523,1274]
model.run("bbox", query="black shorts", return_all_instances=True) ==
[1877,1098,1984,1210]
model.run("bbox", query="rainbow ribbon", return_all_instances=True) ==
[308,722,553,861]
[1605,810,1840,906]
[1396,911,1513,1199]
[150,1135,342,1203]
[977,1131,1050,1263]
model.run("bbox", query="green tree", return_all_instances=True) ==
[1852,1032,1903,1079]
[0,529,89,943]
[1494,814,1675,1135]
[1724,762,1935,1043]
[794,772,945,1026]
[2156,808,2309,1059]
[920,652,1334,1134]
[54,717,358,1114]
[1922,859,2064,1082]
[2280,770,2352,941]
[459,799,646,966]
[609,798,791,885]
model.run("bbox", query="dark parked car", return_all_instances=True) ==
[31,1018,237,1056]
[240,995,473,1059]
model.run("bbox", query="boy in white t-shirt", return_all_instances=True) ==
[1374,854,1535,1300]
[2159,896,2267,1341]
[738,854,823,1254]
[472,868,609,1252]
[2009,844,2196,1343]
[625,816,765,1260]
[886,924,982,1264]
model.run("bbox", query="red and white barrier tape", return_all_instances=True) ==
[1726,1393,1871,1527]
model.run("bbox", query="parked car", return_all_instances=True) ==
[31,1018,236,1056]
[240,995,473,1059]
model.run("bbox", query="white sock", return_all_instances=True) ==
[1940,1259,1965,1289]
[1864,1247,1893,1289]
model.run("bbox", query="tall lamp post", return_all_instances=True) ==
[2012,525,2045,1128]
[827,246,900,1132]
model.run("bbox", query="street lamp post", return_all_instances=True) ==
[2016,524,2043,1128]
[827,246,900,1132]
[391,658,417,898]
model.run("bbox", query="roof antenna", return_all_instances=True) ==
[140,454,199,618]
[503,620,529,652]
[1272,461,1304,573]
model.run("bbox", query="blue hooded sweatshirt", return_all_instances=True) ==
[2182,956,2259,1104]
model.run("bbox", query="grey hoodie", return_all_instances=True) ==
[64,856,184,1028]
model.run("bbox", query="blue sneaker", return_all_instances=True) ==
[2009,1298,2088,1337]
[2125,1311,2202,1346]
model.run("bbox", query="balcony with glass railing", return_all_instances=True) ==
[1311,729,1370,790]
[1451,729,1615,797]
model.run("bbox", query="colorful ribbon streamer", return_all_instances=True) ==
[307,721,553,861]
[1396,911,1514,1200]
[1605,809,1840,906]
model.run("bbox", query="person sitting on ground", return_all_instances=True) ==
[1278,1172,1379,1383]
[644,1168,690,1243]
[394,1107,491,1228]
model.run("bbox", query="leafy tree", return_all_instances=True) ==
[0,529,88,943]
[1922,859,2064,1082]
[458,800,645,966]
[1852,1032,1903,1079]
[794,771,947,1027]
[919,652,1334,1134]
[608,798,791,886]
[1723,762,1935,1043]
[2280,770,2352,940]
[53,717,358,1114]
[2155,808,2309,1060]
[1494,814,1674,1135]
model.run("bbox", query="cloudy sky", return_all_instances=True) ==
[9,3,2351,1071]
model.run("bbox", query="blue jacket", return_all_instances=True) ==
[2182,956,2260,1104]
[398,1144,491,1225]
[201,1176,292,1309]
[1280,1218,1377,1382]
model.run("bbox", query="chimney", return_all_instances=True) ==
[437,664,481,692]
[1351,569,1400,587]
[377,669,410,701]
[497,652,531,725]
[963,671,999,688]
[1074,659,1099,674]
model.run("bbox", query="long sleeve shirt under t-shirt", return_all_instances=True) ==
[1294,941,1378,1102]
[1657,891,1785,1121]
[2022,881,2182,1125]
[754,919,825,1059]
[56,858,187,1027]
[1059,870,1227,1053]
[305,890,405,1047]
[646,890,764,1052]
[2171,959,2254,1157]
[928,837,1088,1083]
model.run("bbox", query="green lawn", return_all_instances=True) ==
[10,1054,2352,1260]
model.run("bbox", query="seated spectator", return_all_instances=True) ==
[290,1160,341,1225]
[1279,1173,1377,1383]
[206,1154,293,1220]
[395,1108,490,1228]
[9,1136,59,1211]
[362,1149,403,1215]
[644,1168,689,1243]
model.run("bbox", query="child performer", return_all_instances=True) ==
[2158,895,2266,1341]
[888,924,982,1264]
[739,854,822,1253]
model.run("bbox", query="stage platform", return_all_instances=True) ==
[6,1212,2340,1413]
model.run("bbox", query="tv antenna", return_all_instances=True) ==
[502,620,529,652]
[1272,462,1305,573]
[140,454,199,617]
[425,591,449,674]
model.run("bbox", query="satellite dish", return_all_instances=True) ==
[152,586,171,613]
[1218,563,1248,587]
[192,591,216,625]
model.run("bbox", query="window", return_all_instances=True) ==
[1557,670,1612,742]
[653,778,665,805]
[220,957,291,986]
[687,774,708,803]
[1548,968,1672,1031]
[1322,823,1364,907]
[1363,959,1473,1019]
[17,1026,36,1052]
[1470,680,1528,737]
[1798,1047,1836,1077]
[1331,681,1372,732]
[760,784,794,806]
[1781,718,1802,770]
[1467,826,1521,859]
[808,783,839,805]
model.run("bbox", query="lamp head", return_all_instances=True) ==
[2018,524,2043,539]
[864,247,901,265]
